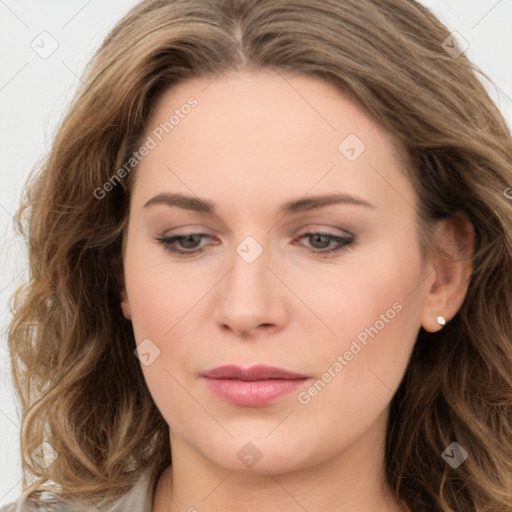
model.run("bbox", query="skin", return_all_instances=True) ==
[120,69,474,512]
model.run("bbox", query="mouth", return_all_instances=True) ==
[201,365,310,407]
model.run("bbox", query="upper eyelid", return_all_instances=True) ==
[159,224,354,237]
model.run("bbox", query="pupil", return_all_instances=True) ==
[182,234,201,248]
[311,234,329,249]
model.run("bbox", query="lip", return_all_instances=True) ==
[201,365,310,407]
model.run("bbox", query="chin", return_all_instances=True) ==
[196,431,323,475]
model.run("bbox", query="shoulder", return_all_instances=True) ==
[0,500,69,511]
[0,467,158,512]
[0,484,69,512]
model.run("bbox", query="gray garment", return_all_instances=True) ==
[0,468,155,512]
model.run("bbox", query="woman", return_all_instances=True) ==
[3,0,512,511]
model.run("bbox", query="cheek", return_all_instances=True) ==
[123,243,206,427]
[123,237,224,400]
[123,231,210,341]
[289,257,423,458]
[302,238,424,402]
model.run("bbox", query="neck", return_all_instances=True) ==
[152,409,408,512]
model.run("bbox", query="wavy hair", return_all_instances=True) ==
[7,0,512,510]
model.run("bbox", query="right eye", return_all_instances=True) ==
[156,233,214,256]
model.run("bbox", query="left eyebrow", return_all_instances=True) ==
[278,193,375,215]
[142,192,375,215]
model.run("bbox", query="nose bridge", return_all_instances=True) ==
[227,234,271,303]
[213,233,287,335]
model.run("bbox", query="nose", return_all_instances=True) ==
[213,241,289,339]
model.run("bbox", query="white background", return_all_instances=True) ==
[1,0,511,505]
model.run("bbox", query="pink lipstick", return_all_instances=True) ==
[201,365,309,406]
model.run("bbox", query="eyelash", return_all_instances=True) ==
[156,231,355,257]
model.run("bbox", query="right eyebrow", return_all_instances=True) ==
[143,193,214,213]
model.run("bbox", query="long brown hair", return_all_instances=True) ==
[8,0,512,510]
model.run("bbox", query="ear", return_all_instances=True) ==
[120,287,132,320]
[112,250,132,321]
[421,214,474,332]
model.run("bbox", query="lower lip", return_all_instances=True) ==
[203,377,309,406]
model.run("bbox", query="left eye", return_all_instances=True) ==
[156,231,355,257]
[297,232,354,253]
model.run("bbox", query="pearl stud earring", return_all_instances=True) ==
[436,316,446,327]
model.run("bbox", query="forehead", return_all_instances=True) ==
[131,69,414,216]
[148,69,381,149]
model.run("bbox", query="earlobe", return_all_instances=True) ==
[420,215,474,333]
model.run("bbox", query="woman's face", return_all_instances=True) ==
[120,69,433,474]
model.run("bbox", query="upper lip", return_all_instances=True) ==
[202,365,308,381]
